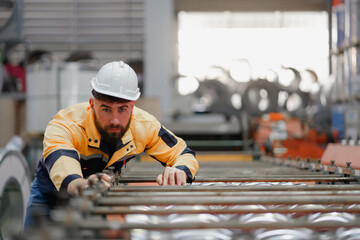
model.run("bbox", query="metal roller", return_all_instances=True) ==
[97,195,360,206]
[72,219,360,231]
[242,79,279,117]
[115,175,355,183]
[278,67,301,93]
[109,184,360,192]
[194,79,239,119]
[0,149,31,239]
[90,204,360,215]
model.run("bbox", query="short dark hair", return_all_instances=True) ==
[91,89,131,103]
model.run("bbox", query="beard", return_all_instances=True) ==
[94,113,131,145]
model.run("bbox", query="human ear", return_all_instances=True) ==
[89,98,95,111]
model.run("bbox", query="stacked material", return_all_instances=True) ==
[21,154,360,239]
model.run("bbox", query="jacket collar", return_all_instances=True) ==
[86,106,102,148]
[121,124,133,144]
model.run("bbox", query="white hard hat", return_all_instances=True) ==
[91,61,141,101]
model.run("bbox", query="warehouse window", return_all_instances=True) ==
[177,11,329,94]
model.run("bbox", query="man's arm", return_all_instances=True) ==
[144,124,199,185]
[41,108,93,194]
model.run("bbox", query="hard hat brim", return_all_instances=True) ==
[91,79,141,101]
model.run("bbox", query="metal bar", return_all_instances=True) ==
[97,195,360,206]
[186,140,246,147]
[126,161,275,168]
[116,176,355,183]
[109,184,360,192]
[121,171,328,176]
[76,219,360,230]
[127,163,276,168]
[104,190,360,197]
[90,206,360,215]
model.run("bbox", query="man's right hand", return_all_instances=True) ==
[67,173,111,196]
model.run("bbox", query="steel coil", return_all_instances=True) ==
[0,149,31,238]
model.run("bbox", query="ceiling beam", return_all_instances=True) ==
[175,0,330,12]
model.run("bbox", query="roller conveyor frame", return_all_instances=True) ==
[21,153,360,239]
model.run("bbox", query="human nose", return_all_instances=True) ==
[110,113,120,125]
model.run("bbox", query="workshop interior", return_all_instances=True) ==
[2,0,360,239]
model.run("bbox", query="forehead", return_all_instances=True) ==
[94,98,132,108]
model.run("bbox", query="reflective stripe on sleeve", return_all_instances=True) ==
[175,165,194,183]
[181,147,196,157]
[60,174,82,191]
[158,126,178,148]
[44,149,79,172]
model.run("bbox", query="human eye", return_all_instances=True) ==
[119,107,127,113]
[102,108,111,113]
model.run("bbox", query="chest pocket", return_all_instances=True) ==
[80,154,109,177]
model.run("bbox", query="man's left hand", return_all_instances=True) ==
[156,166,187,186]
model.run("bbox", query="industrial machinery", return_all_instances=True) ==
[16,144,360,240]
[168,58,332,154]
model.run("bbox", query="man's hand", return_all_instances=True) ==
[67,173,111,196]
[156,166,187,186]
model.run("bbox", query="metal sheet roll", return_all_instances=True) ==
[0,149,31,239]
[242,79,279,117]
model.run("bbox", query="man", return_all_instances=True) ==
[25,61,199,227]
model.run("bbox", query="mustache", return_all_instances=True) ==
[106,124,121,129]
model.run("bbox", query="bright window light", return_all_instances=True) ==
[177,76,200,95]
[178,11,329,87]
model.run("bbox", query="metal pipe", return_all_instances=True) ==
[90,205,360,215]
[75,219,360,230]
[121,171,328,176]
[115,176,355,183]
[97,195,360,206]
[109,184,360,192]
[104,190,360,197]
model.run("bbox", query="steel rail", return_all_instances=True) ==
[121,164,304,172]
[109,184,360,192]
[123,164,313,169]
[75,219,360,230]
[115,176,355,183]
[96,195,360,206]
[121,171,329,176]
[90,205,360,215]
[129,161,271,166]
[103,190,360,197]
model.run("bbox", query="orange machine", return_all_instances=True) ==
[252,113,332,160]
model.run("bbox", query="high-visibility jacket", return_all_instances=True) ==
[36,102,199,198]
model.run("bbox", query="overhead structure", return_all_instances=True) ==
[174,0,329,12]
